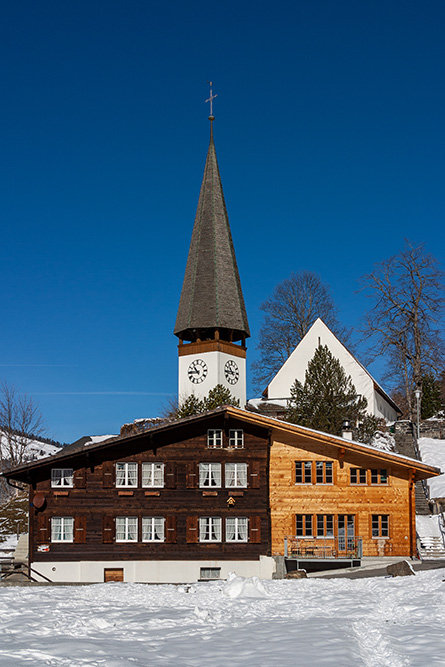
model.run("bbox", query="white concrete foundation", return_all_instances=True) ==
[30,556,276,583]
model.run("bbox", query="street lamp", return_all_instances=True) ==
[414,388,421,441]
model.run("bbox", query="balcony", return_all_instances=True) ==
[284,536,363,571]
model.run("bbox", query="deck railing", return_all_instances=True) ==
[284,536,363,560]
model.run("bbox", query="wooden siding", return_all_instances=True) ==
[270,438,415,557]
[29,419,271,564]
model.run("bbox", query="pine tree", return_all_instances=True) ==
[203,385,240,411]
[286,345,368,436]
[420,373,442,419]
[171,384,240,420]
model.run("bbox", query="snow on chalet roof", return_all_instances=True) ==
[418,438,445,499]
[1,407,440,481]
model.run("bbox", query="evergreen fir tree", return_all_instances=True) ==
[202,384,240,411]
[286,345,368,436]
[176,394,205,418]
[421,373,442,419]
[173,384,239,420]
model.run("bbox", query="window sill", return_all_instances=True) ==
[144,490,161,497]
[202,491,218,497]
[118,490,134,496]
[228,490,244,496]
[53,491,69,496]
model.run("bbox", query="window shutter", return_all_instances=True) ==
[164,462,177,489]
[165,516,177,543]
[186,516,199,543]
[36,513,50,544]
[249,461,260,488]
[249,516,261,543]
[74,468,86,489]
[102,515,115,543]
[102,461,114,488]
[74,516,87,543]
[186,462,198,489]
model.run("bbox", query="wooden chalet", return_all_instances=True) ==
[2,406,441,583]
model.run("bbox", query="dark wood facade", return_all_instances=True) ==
[22,412,271,566]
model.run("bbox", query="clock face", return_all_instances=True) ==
[188,359,208,384]
[224,359,239,385]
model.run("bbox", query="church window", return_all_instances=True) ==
[225,463,248,488]
[199,517,222,542]
[51,517,74,542]
[51,468,73,487]
[116,462,138,487]
[226,517,248,542]
[199,463,221,488]
[295,461,312,484]
[142,463,164,487]
[207,430,223,448]
[229,429,244,448]
[142,517,165,542]
[116,516,138,542]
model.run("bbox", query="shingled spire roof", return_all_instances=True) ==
[174,120,250,343]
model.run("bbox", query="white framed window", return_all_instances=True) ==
[51,517,74,542]
[142,463,164,487]
[51,468,74,488]
[199,463,221,488]
[229,429,244,448]
[142,517,165,542]
[116,516,138,542]
[207,429,223,448]
[116,462,138,487]
[200,567,221,580]
[226,517,248,542]
[225,462,248,488]
[199,517,222,542]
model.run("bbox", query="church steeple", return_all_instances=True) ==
[175,99,249,407]
[174,117,250,344]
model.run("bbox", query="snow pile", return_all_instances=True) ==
[370,431,396,452]
[223,572,268,598]
[0,571,445,665]
[416,514,442,539]
[418,438,445,499]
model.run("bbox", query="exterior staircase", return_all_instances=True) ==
[417,535,445,559]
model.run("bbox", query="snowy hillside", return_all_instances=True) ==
[0,571,444,666]
[418,438,445,499]
[0,434,60,462]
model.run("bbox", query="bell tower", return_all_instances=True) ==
[174,90,250,406]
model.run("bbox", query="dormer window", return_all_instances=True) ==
[51,469,73,488]
[116,462,138,487]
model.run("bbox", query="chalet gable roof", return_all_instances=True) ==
[1,406,439,483]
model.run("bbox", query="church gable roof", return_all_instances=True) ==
[174,123,250,341]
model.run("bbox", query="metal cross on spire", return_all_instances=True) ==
[205,81,218,118]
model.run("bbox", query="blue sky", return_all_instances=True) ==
[1,1,444,443]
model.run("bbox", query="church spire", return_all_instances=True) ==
[174,111,250,344]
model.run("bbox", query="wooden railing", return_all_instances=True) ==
[284,536,363,560]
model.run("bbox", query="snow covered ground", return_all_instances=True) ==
[0,570,444,666]
[418,438,445,499]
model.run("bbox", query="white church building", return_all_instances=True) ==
[251,318,401,423]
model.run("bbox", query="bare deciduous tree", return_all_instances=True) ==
[361,241,445,420]
[251,271,351,391]
[0,380,47,471]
